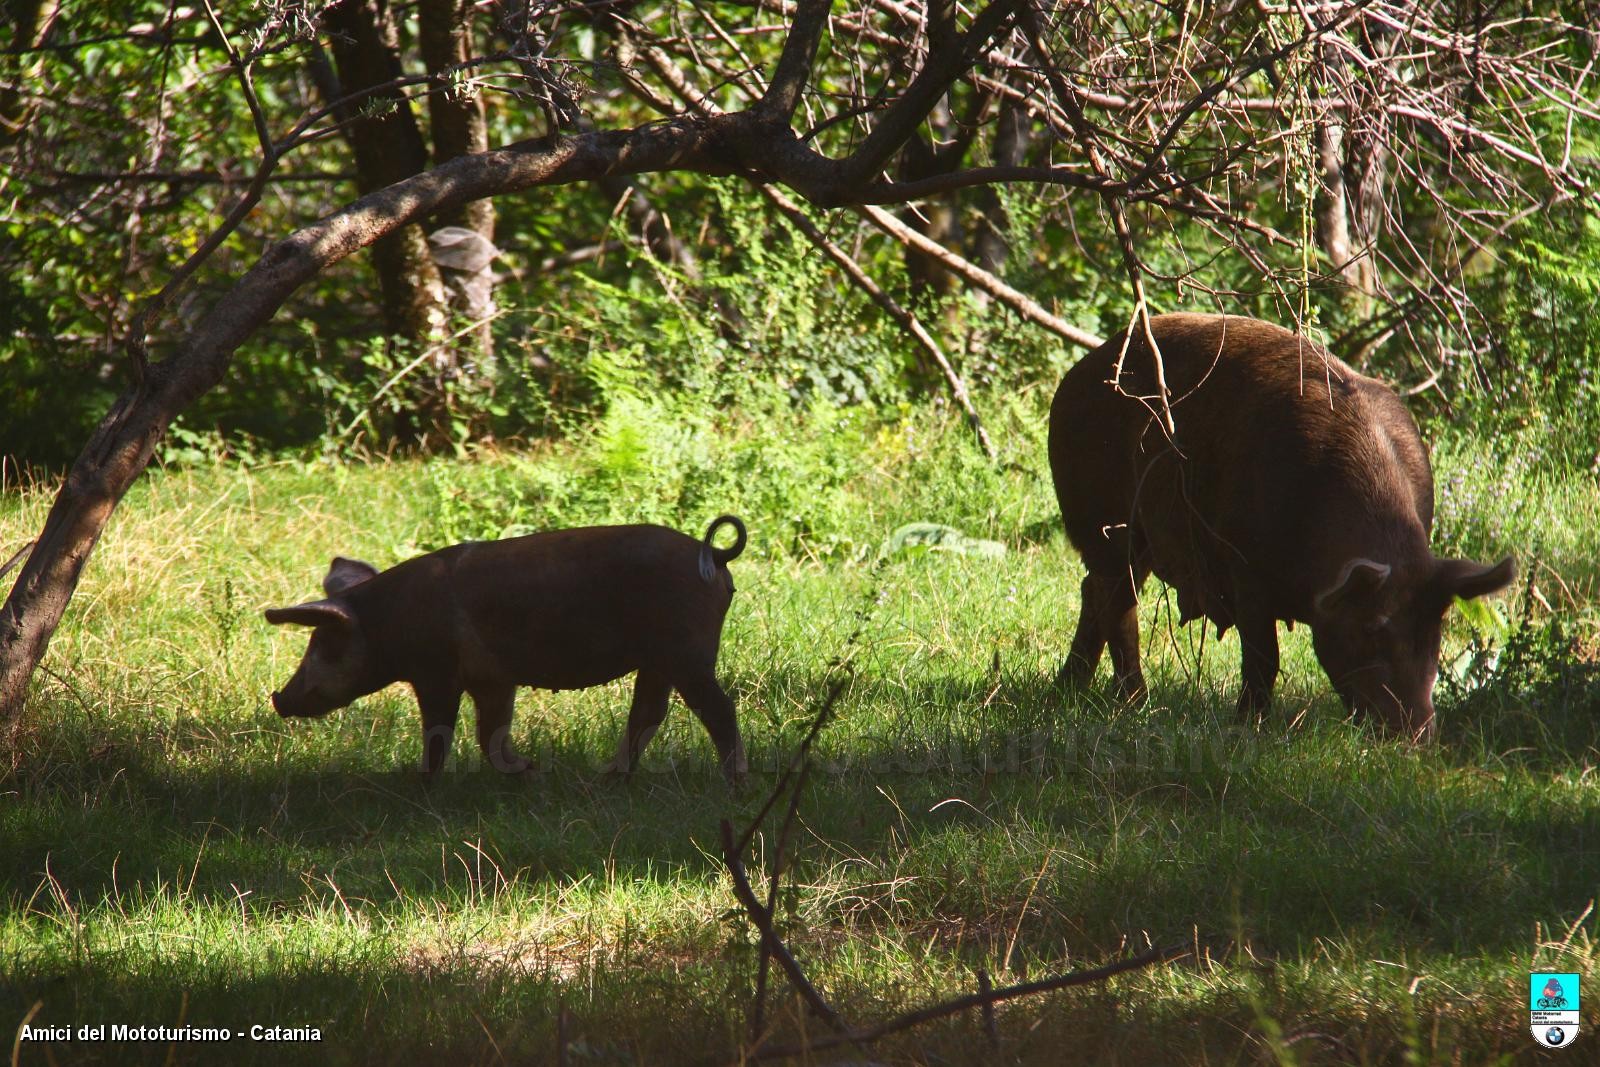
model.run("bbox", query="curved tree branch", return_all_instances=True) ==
[762,186,998,459]
[0,120,728,728]
[855,203,1104,349]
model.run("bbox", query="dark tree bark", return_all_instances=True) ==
[321,0,449,347]
[0,0,61,147]
[419,0,497,366]
[418,0,491,235]
[973,102,1029,275]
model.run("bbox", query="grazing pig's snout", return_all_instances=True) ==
[271,685,317,718]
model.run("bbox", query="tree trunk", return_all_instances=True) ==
[322,0,452,443]
[419,0,497,368]
[323,0,448,341]
[0,0,62,147]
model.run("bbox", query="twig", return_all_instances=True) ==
[0,542,35,586]
[733,671,852,858]
[720,819,849,1033]
[531,241,624,275]
[759,185,999,461]
[733,551,896,1034]
[978,969,999,1049]
[746,942,1191,1060]
[749,706,822,1038]
[854,204,1104,350]
[41,168,355,186]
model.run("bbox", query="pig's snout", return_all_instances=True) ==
[270,681,334,719]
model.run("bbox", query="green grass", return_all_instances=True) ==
[3,403,1598,1065]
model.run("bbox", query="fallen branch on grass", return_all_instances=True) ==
[717,543,1192,1060]
[720,818,848,1034]
[743,941,1192,1061]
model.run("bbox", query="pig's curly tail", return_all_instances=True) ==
[700,515,747,579]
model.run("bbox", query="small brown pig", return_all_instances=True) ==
[265,515,749,780]
[1049,314,1513,738]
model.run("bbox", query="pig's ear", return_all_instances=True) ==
[323,557,378,596]
[264,599,353,630]
[1435,555,1516,603]
[1315,557,1392,616]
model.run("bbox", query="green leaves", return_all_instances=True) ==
[1453,595,1505,636]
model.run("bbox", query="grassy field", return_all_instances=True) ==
[3,402,1598,1065]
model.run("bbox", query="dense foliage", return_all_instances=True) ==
[4,2,1597,472]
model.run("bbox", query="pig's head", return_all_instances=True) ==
[1310,553,1515,739]
[265,557,385,719]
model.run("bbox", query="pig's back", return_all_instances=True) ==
[1049,313,1434,620]
[443,524,732,688]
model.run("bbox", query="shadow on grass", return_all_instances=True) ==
[0,931,1538,1066]
[5,662,1599,966]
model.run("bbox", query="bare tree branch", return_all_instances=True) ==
[762,186,999,460]
[756,0,831,121]
[744,941,1192,1060]
[839,0,1025,187]
[720,819,849,1035]
[855,203,1104,349]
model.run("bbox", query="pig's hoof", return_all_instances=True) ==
[493,751,532,774]
[601,761,635,783]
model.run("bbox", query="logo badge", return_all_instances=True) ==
[1531,972,1581,1048]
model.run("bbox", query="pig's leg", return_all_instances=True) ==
[1057,573,1108,688]
[1062,528,1150,702]
[604,670,672,777]
[1102,569,1148,703]
[674,669,746,785]
[413,682,462,776]
[469,684,530,774]
[1234,607,1279,719]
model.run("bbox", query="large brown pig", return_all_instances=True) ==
[266,516,749,780]
[1049,314,1513,738]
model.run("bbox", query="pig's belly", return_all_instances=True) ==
[458,624,647,691]
[515,663,635,691]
